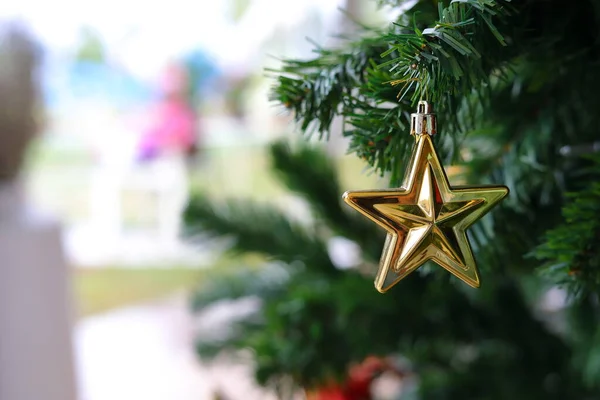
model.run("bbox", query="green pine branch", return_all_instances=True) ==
[269,35,389,137]
[183,195,336,274]
[269,140,385,257]
[271,0,513,176]
[380,0,512,103]
[533,156,600,297]
[190,263,289,312]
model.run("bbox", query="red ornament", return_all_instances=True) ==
[307,356,405,400]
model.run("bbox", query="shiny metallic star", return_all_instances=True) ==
[343,134,508,292]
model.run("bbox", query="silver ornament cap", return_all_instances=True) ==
[410,101,437,136]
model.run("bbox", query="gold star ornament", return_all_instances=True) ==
[343,101,508,292]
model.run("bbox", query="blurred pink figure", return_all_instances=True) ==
[138,63,198,161]
[133,62,199,253]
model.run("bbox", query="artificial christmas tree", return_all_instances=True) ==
[185,0,600,398]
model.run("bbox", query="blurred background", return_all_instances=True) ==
[0,1,399,399]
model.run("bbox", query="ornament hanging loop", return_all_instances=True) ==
[410,100,437,136]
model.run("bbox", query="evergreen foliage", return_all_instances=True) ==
[534,156,600,296]
[185,0,600,398]
[185,143,598,398]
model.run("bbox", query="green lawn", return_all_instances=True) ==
[73,267,203,317]
[72,255,265,317]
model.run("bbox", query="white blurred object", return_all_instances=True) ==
[327,236,362,270]
[86,150,191,265]
[540,286,568,312]
[194,297,262,342]
[75,294,276,400]
[0,182,78,400]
